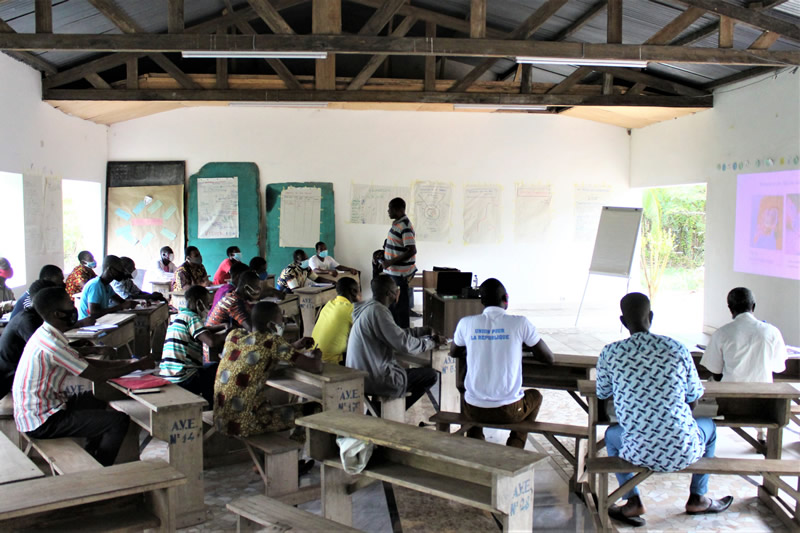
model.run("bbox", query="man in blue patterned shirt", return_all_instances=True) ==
[596,292,732,525]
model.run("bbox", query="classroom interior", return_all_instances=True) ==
[1,0,800,530]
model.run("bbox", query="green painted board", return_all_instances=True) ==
[187,163,260,275]
[266,182,335,276]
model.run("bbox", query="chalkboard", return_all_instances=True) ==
[266,182,335,276]
[588,207,643,277]
[187,163,260,274]
[107,161,185,187]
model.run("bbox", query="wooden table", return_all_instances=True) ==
[150,280,173,296]
[130,301,169,359]
[422,289,483,338]
[65,313,136,357]
[0,433,43,485]
[297,411,547,532]
[578,379,800,517]
[293,285,337,337]
[314,271,360,288]
[266,363,367,414]
[96,380,207,528]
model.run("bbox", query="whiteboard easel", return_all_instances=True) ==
[575,206,643,326]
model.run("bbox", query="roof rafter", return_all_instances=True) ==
[670,0,800,42]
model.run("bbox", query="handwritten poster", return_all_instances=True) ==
[279,186,322,247]
[413,181,452,242]
[574,184,612,241]
[514,183,552,243]
[463,184,502,244]
[197,176,238,239]
[350,183,410,225]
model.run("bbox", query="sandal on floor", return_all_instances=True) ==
[608,505,646,527]
[686,495,734,515]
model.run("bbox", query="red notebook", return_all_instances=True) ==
[110,375,171,390]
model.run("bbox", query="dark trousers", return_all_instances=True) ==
[26,392,130,466]
[405,367,437,409]
[463,389,543,448]
[178,362,218,407]
[388,275,410,328]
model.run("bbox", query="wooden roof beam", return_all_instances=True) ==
[552,0,608,42]
[35,0,52,34]
[358,0,406,35]
[670,0,800,43]
[0,18,57,75]
[168,0,184,34]
[595,66,709,95]
[247,0,295,34]
[313,0,340,90]
[470,0,487,39]
[347,16,417,90]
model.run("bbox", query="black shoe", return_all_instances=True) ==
[409,310,422,318]
[298,459,314,477]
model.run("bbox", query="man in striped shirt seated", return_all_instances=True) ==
[159,285,229,405]
[379,198,417,328]
[13,287,154,466]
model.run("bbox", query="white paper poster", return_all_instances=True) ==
[24,174,63,255]
[574,184,612,241]
[413,181,452,242]
[350,183,411,225]
[279,186,322,247]
[197,176,239,239]
[514,183,552,243]
[463,184,502,244]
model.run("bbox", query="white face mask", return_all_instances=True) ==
[233,252,242,262]
[270,322,285,337]
[130,269,138,279]
[168,253,174,262]
[196,301,208,319]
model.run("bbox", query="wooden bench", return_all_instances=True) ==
[0,432,43,485]
[227,494,360,532]
[588,456,800,532]
[430,410,590,492]
[0,395,20,448]
[0,459,186,532]
[21,433,102,475]
[297,411,548,532]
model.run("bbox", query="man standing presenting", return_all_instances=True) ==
[597,292,732,526]
[450,278,554,448]
[380,198,416,328]
[700,287,788,445]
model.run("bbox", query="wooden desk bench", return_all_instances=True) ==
[0,432,43,485]
[588,456,800,532]
[430,411,590,492]
[0,459,185,532]
[293,285,337,337]
[228,494,360,532]
[96,381,207,528]
[0,394,20,448]
[297,411,548,532]
[422,289,483,339]
[130,301,169,359]
[267,363,367,414]
[64,312,136,357]
[21,433,102,475]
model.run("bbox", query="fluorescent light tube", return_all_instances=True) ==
[227,102,328,108]
[454,104,548,111]
[182,50,328,59]
[516,57,648,68]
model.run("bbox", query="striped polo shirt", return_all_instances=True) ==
[384,215,417,277]
[12,322,90,432]
[159,308,208,383]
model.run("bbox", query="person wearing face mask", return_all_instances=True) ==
[212,246,244,285]
[249,256,268,281]
[111,257,166,303]
[450,278,554,449]
[312,277,361,364]
[309,242,359,281]
[0,257,16,313]
[158,285,229,405]
[156,246,177,274]
[276,250,318,293]
[78,255,138,320]
[65,251,98,298]
[214,301,322,441]
[347,275,446,412]
[13,287,154,467]
[9,264,64,319]
[205,272,262,361]
[173,246,210,292]
[210,262,251,315]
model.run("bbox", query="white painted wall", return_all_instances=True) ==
[631,69,800,345]
[0,54,108,295]
[109,107,634,307]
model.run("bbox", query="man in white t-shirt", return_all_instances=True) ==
[700,287,788,444]
[309,241,358,279]
[451,278,554,448]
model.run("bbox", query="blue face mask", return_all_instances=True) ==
[258,271,268,281]
[300,259,310,269]
[232,252,242,262]
[85,260,97,269]
[319,250,329,258]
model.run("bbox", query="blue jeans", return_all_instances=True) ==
[605,417,717,499]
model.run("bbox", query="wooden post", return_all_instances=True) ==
[168,0,185,33]
[494,469,535,532]
[126,57,138,89]
[324,378,364,413]
[521,64,533,94]
[604,0,622,95]
[719,16,734,48]
[313,0,341,91]
[470,0,487,39]
[424,22,436,92]
[321,464,352,525]
[432,348,460,413]
[380,397,406,422]
[35,0,52,34]
[265,449,300,497]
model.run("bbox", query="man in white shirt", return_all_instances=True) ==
[700,287,788,444]
[450,278,554,448]
[309,241,358,279]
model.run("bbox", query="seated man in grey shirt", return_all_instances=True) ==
[346,275,446,411]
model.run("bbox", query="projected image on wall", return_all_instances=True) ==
[735,170,800,280]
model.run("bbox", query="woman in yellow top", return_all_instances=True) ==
[311,277,361,364]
